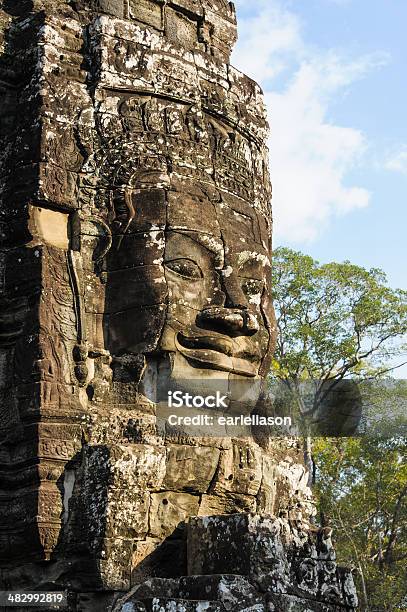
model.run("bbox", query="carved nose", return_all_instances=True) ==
[197,307,259,337]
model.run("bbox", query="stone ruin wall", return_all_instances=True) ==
[0,1,358,610]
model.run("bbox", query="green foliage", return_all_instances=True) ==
[313,437,407,611]
[272,247,407,386]
[358,379,407,438]
[271,247,407,609]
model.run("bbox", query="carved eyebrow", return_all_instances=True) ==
[237,251,271,267]
[167,230,224,268]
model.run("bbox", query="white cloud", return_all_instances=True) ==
[385,149,407,175]
[231,0,387,243]
[232,3,304,83]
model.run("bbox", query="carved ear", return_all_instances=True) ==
[69,213,112,264]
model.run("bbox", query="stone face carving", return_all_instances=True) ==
[0,0,357,609]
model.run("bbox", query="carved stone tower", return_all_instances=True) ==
[0,1,358,610]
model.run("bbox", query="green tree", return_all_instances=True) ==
[270,248,407,609]
[271,247,407,420]
[313,436,407,611]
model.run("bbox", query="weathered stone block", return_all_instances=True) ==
[107,444,166,491]
[171,0,203,18]
[165,9,198,51]
[105,492,150,539]
[256,455,277,515]
[211,442,263,497]
[120,577,180,602]
[163,445,220,493]
[179,575,263,608]
[188,514,252,577]
[98,537,133,590]
[199,493,256,516]
[187,514,357,608]
[149,491,199,539]
[266,593,347,612]
[129,0,164,30]
[94,0,125,18]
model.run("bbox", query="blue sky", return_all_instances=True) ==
[232,0,407,292]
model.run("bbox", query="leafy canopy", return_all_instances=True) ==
[314,436,407,611]
[272,247,407,384]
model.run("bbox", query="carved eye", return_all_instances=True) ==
[165,258,203,280]
[242,279,264,296]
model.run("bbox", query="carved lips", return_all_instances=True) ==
[175,329,261,377]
